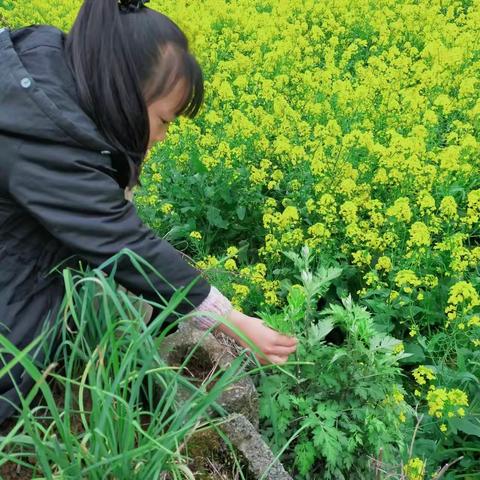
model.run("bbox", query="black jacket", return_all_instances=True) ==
[0,24,211,423]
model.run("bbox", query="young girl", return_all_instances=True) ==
[0,0,297,423]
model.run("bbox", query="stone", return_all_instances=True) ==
[157,319,293,479]
[158,319,259,427]
[219,413,293,480]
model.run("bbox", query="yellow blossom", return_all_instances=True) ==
[439,196,458,219]
[227,246,239,258]
[386,197,412,223]
[160,203,173,214]
[445,281,480,325]
[403,457,426,480]
[412,365,436,385]
[375,256,393,272]
[409,325,419,337]
[189,231,202,240]
[232,283,250,298]
[224,258,237,271]
[395,270,421,291]
[426,386,469,419]
[278,206,299,229]
[393,342,404,354]
[407,222,431,249]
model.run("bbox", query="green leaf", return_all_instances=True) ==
[180,206,196,213]
[287,286,306,310]
[450,417,480,437]
[370,334,401,352]
[317,266,343,285]
[295,442,316,475]
[219,187,235,204]
[205,185,215,198]
[206,206,229,229]
[399,341,425,365]
[236,205,246,220]
[165,224,191,240]
[237,240,249,263]
[282,250,303,270]
[330,349,347,364]
[309,318,335,343]
[313,424,344,467]
[277,392,291,409]
[190,154,208,174]
[258,310,292,335]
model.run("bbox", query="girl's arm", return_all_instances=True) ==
[124,185,297,364]
[8,141,211,319]
[190,286,298,365]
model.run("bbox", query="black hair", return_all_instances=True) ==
[64,0,204,189]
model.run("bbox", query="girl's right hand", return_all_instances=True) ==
[217,308,298,365]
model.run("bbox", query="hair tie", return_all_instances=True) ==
[118,0,150,13]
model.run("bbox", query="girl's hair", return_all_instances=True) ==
[64,0,204,189]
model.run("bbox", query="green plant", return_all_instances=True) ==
[257,245,410,479]
[0,249,260,479]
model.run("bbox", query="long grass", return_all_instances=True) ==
[0,249,288,479]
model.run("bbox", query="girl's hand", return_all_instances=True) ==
[216,308,298,365]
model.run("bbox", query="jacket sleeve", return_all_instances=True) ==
[189,285,233,330]
[8,140,212,317]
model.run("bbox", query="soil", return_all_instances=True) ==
[0,456,34,480]
[0,392,45,480]
[187,441,257,480]
[173,346,221,393]
[161,435,257,480]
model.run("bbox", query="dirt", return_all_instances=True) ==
[162,433,257,480]
[188,441,257,480]
[0,459,34,480]
[0,393,44,480]
[173,346,221,393]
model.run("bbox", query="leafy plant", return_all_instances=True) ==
[258,246,410,479]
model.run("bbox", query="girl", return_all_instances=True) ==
[0,0,297,423]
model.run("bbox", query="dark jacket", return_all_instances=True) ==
[0,24,211,423]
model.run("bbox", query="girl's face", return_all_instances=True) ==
[146,77,188,151]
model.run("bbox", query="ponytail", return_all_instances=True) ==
[64,0,204,189]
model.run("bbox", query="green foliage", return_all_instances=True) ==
[258,246,410,479]
[0,250,252,479]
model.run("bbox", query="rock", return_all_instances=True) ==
[157,319,293,479]
[158,319,259,427]
[219,413,293,480]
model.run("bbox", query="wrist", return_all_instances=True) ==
[215,308,247,339]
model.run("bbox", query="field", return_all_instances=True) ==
[1,0,480,479]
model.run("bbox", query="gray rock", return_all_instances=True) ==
[157,319,293,479]
[158,319,259,427]
[220,413,293,480]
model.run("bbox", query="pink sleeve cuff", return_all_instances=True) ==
[189,285,233,330]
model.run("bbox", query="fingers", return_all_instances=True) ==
[270,344,298,356]
[246,342,297,357]
[267,354,289,364]
[246,349,290,366]
[274,333,298,347]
